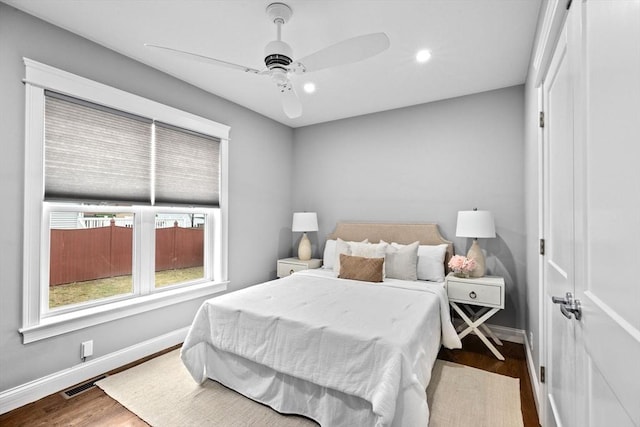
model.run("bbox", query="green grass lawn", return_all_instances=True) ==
[49,266,204,308]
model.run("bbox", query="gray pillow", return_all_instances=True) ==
[385,241,419,281]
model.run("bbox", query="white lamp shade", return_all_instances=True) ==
[456,210,496,238]
[292,212,318,232]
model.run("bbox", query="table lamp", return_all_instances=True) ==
[455,209,496,278]
[292,212,318,261]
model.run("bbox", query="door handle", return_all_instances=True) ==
[552,292,582,320]
[552,292,573,305]
[560,302,582,320]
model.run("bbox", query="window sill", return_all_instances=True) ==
[19,280,228,344]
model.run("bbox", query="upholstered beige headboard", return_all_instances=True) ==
[327,222,454,271]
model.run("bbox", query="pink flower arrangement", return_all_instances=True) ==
[448,255,477,276]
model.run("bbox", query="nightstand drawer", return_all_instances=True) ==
[277,262,309,278]
[447,281,502,307]
[276,258,322,278]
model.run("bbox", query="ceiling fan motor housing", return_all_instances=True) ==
[264,40,293,71]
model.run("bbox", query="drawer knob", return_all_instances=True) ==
[469,291,477,299]
[290,269,295,275]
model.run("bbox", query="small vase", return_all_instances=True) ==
[454,271,469,278]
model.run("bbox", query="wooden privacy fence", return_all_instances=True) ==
[155,224,204,271]
[49,220,204,286]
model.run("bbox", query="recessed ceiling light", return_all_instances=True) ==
[416,49,432,63]
[303,82,316,94]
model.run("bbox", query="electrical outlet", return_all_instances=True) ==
[81,340,93,359]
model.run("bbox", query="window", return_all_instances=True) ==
[48,210,136,310]
[21,59,229,343]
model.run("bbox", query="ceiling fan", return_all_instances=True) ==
[145,2,390,118]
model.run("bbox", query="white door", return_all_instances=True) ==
[543,2,640,426]
[543,15,576,427]
[574,1,640,425]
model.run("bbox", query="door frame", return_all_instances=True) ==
[536,83,547,426]
[540,19,577,422]
[535,3,572,425]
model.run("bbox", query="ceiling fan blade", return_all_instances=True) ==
[280,83,302,118]
[145,44,261,74]
[294,32,390,73]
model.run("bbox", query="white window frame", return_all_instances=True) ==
[20,58,229,343]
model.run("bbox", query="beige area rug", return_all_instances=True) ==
[427,360,524,427]
[97,350,523,427]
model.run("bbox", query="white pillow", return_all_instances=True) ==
[332,238,368,273]
[322,239,337,269]
[386,241,419,281]
[350,241,388,259]
[416,244,448,282]
[349,241,389,277]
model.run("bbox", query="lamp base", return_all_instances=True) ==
[467,239,486,278]
[298,232,312,261]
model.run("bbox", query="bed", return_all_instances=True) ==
[181,223,462,426]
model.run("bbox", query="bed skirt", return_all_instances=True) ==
[203,344,429,427]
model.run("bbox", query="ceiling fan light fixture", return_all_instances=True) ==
[416,49,432,63]
[270,69,289,86]
[146,2,390,121]
[264,40,293,71]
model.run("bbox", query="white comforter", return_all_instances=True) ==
[181,269,461,426]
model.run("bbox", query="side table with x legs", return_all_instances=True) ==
[445,273,506,361]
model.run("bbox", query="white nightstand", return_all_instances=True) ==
[445,273,506,361]
[277,257,322,278]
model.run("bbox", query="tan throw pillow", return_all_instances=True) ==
[338,254,384,283]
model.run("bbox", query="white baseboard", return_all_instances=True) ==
[451,319,525,343]
[485,323,525,344]
[523,331,543,420]
[0,326,189,415]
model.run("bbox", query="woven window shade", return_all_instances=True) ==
[44,92,152,203]
[154,123,220,206]
[44,92,221,207]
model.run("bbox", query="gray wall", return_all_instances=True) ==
[292,86,526,329]
[0,4,293,392]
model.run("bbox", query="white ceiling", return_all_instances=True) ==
[5,0,541,128]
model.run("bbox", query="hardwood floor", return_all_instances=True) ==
[1,338,540,426]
